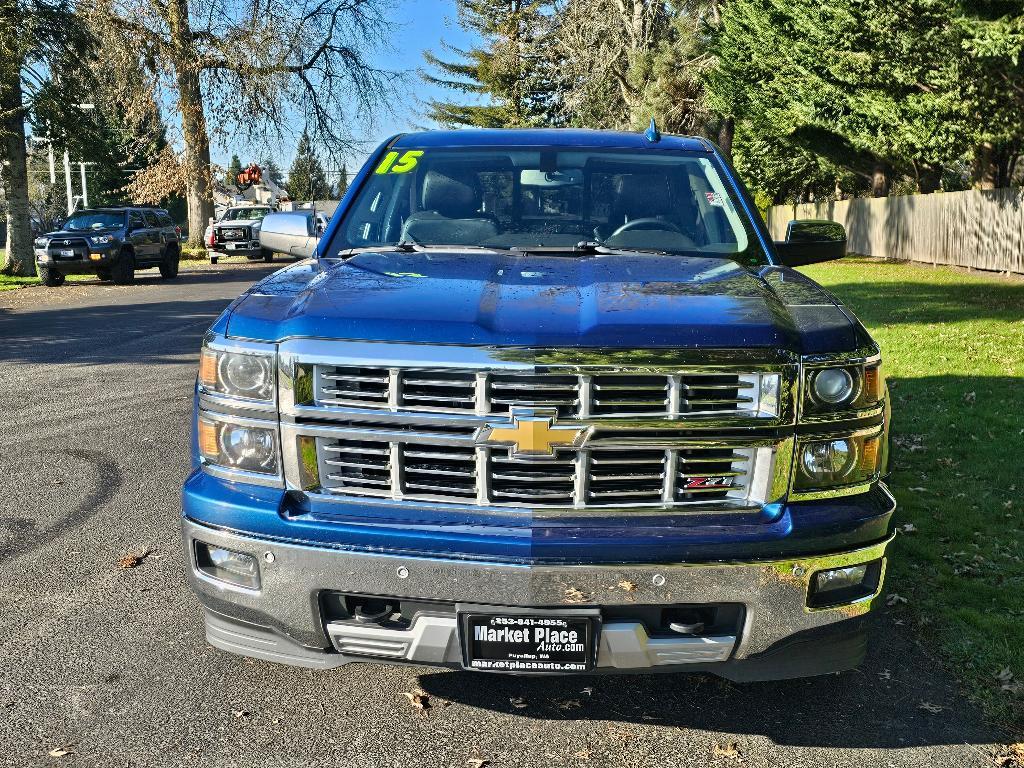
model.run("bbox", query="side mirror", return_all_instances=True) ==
[259,211,320,259]
[774,219,847,267]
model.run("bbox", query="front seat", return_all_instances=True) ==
[400,169,499,245]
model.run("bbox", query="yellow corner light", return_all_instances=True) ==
[199,347,219,389]
[198,418,220,458]
[862,364,884,404]
[859,435,880,474]
[89,252,103,261]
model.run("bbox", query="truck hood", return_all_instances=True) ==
[225,250,867,353]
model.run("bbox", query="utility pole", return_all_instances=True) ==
[63,149,74,215]
[79,162,88,208]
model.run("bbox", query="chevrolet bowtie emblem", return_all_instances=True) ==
[477,412,588,457]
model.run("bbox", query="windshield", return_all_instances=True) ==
[223,207,270,221]
[330,147,764,262]
[62,211,124,231]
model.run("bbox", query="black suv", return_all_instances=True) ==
[34,207,182,287]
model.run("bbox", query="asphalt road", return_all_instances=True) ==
[0,262,1008,768]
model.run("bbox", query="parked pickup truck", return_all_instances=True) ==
[206,205,275,263]
[182,127,894,680]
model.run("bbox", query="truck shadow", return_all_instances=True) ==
[415,616,1003,748]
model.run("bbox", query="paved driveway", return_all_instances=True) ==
[0,264,1007,767]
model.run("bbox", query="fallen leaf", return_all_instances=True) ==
[564,587,588,604]
[509,697,528,709]
[47,746,75,758]
[574,746,593,760]
[963,391,976,403]
[556,699,582,710]
[617,580,637,593]
[918,700,943,713]
[996,667,1014,684]
[712,741,743,760]
[993,743,1024,767]
[232,709,249,718]
[886,593,908,607]
[878,668,892,681]
[899,523,918,534]
[403,690,431,711]
[908,487,929,493]
[580,686,594,696]
[118,548,152,569]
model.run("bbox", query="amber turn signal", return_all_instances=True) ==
[197,418,219,459]
[199,348,218,388]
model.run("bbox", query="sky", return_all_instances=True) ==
[213,0,481,177]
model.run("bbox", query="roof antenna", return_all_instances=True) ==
[644,117,661,143]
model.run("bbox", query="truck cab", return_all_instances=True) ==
[182,128,893,679]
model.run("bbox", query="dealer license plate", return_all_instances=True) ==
[461,613,596,672]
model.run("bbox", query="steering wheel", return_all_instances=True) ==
[609,218,684,239]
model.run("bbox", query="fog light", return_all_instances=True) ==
[808,559,882,608]
[194,541,260,589]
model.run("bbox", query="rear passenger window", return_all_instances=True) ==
[143,211,160,227]
[157,212,175,227]
[129,211,145,229]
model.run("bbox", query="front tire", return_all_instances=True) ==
[38,265,65,287]
[261,248,274,263]
[159,246,180,279]
[111,250,135,285]
[97,268,111,281]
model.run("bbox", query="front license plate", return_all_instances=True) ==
[59,249,75,257]
[462,614,596,672]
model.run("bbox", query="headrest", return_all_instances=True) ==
[421,169,479,218]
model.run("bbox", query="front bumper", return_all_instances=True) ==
[37,246,117,273]
[211,239,261,255]
[183,516,891,678]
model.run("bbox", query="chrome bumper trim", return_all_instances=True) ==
[183,517,893,668]
[323,615,734,668]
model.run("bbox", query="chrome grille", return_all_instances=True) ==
[313,427,764,509]
[314,366,768,419]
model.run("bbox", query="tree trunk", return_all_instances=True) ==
[717,116,734,161]
[1,65,35,277]
[918,163,942,194]
[973,142,997,190]
[871,162,891,197]
[166,0,214,245]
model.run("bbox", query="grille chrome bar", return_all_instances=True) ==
[312,365,781,420]
[299,421,776,511]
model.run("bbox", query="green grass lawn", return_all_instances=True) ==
[803,258,1024,726]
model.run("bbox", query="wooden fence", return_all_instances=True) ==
[767,188,1024,274]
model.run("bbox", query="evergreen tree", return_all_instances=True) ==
[706,0,976,199]
[261,158,284,186]
[337,162,348,198]
[285,131,330,201]
[225,154,243,187]
[421,0,559,127]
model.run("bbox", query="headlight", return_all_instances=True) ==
[199,343,276,402]
[812,368,854,404]
[89,234,114,245]
[803,361,884,414]
[794,432,882,491]
[198,416,279,475]
[34,237,49,249]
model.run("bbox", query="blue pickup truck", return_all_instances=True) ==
[181,127,894,679]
